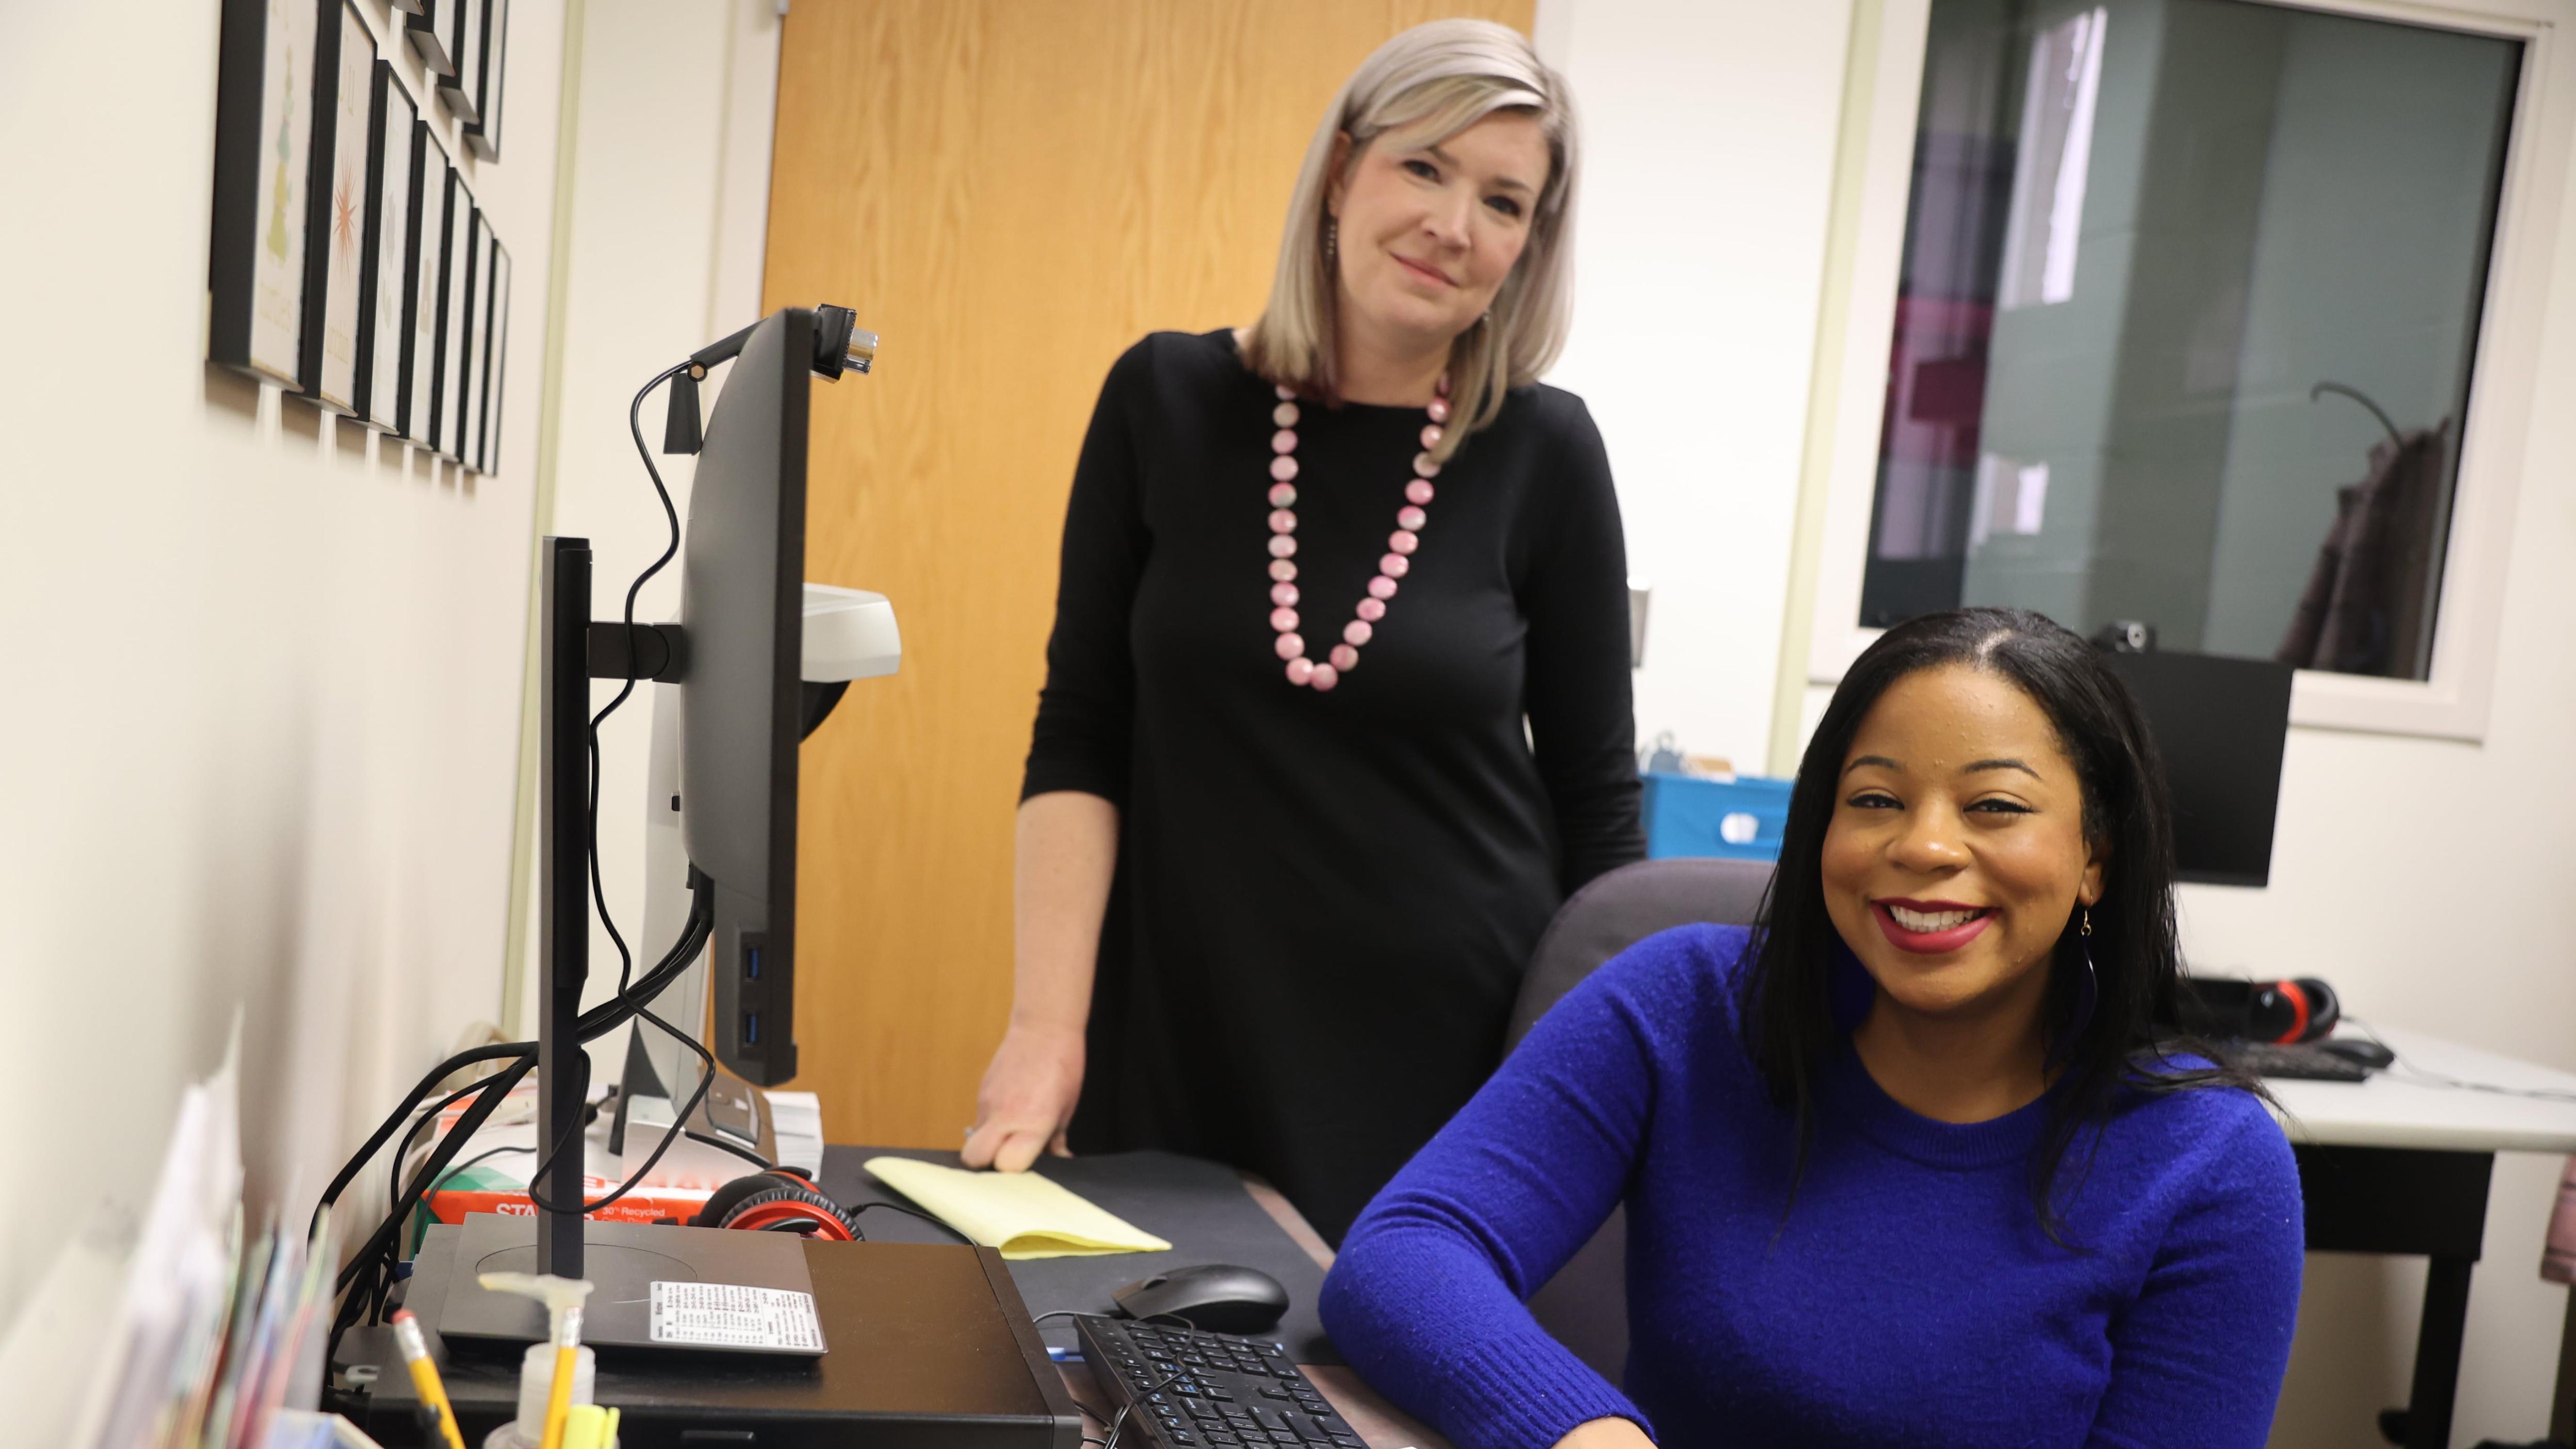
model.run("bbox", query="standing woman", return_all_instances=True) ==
[961,19,1643,1243]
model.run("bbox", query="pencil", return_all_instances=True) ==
[390,1310,469,1449]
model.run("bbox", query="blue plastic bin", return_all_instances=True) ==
[1640,771,1793,862]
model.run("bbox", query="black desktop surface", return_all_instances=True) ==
[819,1148,1341,1366]
[363,1223,1082,1447]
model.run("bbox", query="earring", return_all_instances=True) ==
[1324,220,1338,264]
[2052,907,2100,1067]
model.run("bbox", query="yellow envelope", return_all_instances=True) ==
[863,1156,1173,1260]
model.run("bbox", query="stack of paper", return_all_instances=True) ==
[0,1022,342,1449]
[763,1090,825,1177]
[864,1157,1171,1260]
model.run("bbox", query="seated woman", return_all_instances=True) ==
[1320,607,2303,1448]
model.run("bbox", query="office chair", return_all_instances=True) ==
[1506,857,1776,1386]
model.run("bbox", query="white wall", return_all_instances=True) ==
[0,0,567,1326]
[1535,0,1854,776]
[514,0,782,1061]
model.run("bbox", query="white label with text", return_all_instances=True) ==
[647,1281,824,1350]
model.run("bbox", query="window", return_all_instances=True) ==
[1858,0,2519,681]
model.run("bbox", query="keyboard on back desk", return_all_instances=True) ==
[2217,1040,2370,1082]
[1073,1314,1367,1449]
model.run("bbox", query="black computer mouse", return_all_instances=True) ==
[2318,1037,2396,1070]
[1113,1263,1290,1335]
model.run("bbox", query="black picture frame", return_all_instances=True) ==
[354,62,416,431]
[406,0,453,79]
[464,0,508,161]
[208,0,319,386]
[405,128,451,447]
[431,172,472,460]
[298,0,376,413]
[457,206,489,472]
[481,242,512,472]
[436,0,482,127]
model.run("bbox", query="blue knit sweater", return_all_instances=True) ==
[1320,925,2304,1448]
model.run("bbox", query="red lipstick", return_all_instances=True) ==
[1871,898,1995,955]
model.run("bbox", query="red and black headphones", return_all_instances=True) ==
[2247,977,2340,1044]
[2178,975,2342,1043]
[689,1168,861,1241]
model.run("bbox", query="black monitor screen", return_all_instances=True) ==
[2098,652,2292,889]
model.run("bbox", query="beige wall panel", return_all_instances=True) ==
[767,0,1532,1148]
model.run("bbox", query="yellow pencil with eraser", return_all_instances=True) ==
[389,1309,469,1449]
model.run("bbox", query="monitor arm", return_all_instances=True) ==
[663,304,878,454]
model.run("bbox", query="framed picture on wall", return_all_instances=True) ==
[436,0,481,126]
[405,128,449,447]
[405,0,452,79]
[433,177,472,460]
[208,0,320,387]
[299,0,375,413]
[354,61,415,431]
[468,224,498,472]
[480,242,511,472]
[456,207,488,472]
[464,0,508,160]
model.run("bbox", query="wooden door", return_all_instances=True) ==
[766,0,1535,1149]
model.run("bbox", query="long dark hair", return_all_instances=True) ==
[1741,607,2262,1241]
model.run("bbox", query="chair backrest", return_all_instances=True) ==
[1509,856,1775,1386]
[1510,857,1775,1049]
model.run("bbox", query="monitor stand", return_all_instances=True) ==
[607,1028,777,1163]
[431,1213,823,1355]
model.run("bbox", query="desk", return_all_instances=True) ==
[822,1148,1451,1449]
[2266,1026,2576,1449]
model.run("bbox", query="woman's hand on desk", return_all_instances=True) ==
[1553,1418,1654,1449]
[962,1021,1084,1171]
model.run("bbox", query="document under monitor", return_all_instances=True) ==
[2097,650,2294,889]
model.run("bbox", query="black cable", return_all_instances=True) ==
[336,1055,536,1298]
[1098,1315,1203,1449]
[585,360,693,1001]
[2345,1018,2576,1103]
[394,1145,535,1260]
[388,1077,529,1220]
[686,1129,775,1171]
[310,1040,537,1242]
[849,1201,977,1244]
[523,918,721,1217]
[1029,1302,1110,1416]
[326,1053,538,1367]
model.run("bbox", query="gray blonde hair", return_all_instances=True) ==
[1242,19,1579,461]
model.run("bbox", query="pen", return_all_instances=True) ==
[390,1309,469,1449]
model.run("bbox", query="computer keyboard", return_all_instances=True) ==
[2216,1041,2369,1082]
[1072,1313,1365,1449]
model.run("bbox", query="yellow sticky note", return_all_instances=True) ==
[559,1405,612,1449]
[864,1157,1173,1260]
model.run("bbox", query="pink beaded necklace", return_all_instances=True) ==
[1262,376,1450,691]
